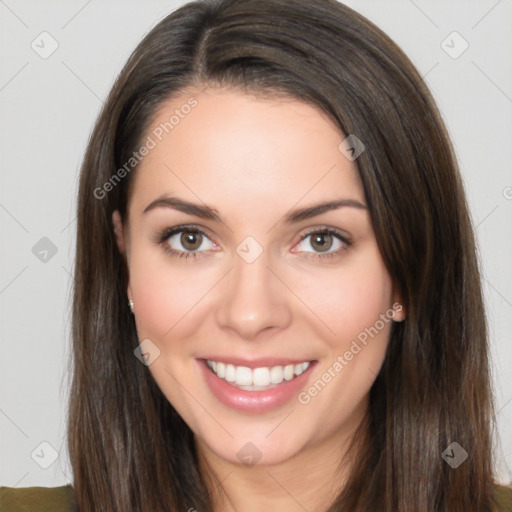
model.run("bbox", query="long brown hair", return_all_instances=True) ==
[68,0,500,510]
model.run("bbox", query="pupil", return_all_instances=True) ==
[312,233,332,252]
[182,231,201,250]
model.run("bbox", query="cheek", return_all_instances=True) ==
[128,246,214,342]
[295,249,394,412]
[339,273,391,345]
[301,258,393,351]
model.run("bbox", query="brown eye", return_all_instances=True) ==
[158,226,217,258]
[309,232,334,252]
[180,231,203,251]
[294,228,351,260]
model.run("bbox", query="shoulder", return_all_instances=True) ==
[0,484,74,512]
[493,483,512,512]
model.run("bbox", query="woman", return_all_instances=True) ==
[1,0,511,510]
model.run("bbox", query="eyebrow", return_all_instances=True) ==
[142,195,367,224]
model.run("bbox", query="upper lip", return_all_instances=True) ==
[199,356,316,369]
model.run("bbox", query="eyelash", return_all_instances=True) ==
[154,225,352,261]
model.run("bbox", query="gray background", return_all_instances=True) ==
[1,0,511,488]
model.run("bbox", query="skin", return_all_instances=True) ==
[112,86,405,512]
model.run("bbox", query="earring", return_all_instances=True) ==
[392,303,406,322]
[128,299,134,313]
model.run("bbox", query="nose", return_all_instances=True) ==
[215,249,292,341]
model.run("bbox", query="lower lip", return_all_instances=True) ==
[197,359,316,413]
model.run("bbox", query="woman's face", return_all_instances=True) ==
[113,86,404,467]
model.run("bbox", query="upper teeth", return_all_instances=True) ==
[206,360,310,387]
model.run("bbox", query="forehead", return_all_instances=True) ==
[128,87,364,221]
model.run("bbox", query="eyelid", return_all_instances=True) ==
[297,225,351,243]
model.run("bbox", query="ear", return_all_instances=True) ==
[391,289,406,322]
[112,210,126,255]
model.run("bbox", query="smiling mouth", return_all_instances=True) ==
[204,359,313,391]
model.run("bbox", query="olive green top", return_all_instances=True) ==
[0,485,74,512]
[1,483,512,511]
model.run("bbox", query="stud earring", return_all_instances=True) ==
[391,302,406,322]
[128,299,134,313]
